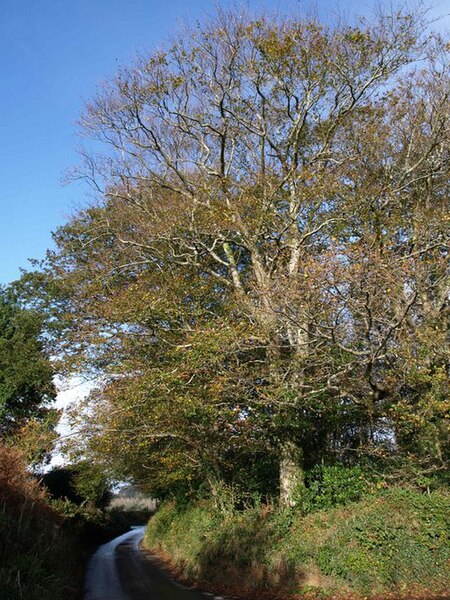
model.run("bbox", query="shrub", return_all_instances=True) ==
[301,465,376,513]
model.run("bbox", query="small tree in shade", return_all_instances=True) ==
[42,461,112,509]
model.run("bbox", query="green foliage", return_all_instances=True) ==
[314,489,450,594]
[42,462,111,509]
[146,499,278,586]
[0,287,55,436]
[42,467,84,504]
[146,500,223,578]
[145,488,450,598]
[72,461,112,508]
[301,465,377,513]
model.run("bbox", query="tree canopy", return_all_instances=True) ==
[29,7,449,505]
[0,287,56,439]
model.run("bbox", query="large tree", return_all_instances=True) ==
[33,7,449,504]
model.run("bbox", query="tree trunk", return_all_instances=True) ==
[279,440,305,508]
[279,318,309,508]
[249,251,307,509]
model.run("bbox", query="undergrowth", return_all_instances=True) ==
[144,487,450,599]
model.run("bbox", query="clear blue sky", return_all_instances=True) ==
[0,0,448,285]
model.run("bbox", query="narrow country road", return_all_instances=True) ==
[84,527,220,600]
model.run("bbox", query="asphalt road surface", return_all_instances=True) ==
[84,527,222,600]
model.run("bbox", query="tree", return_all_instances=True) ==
[32,7,449,505]
[41,462,111,509]
[0,287,56,440]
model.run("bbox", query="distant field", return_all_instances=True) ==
[109,494,158,513]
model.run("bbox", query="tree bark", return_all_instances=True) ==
[279,440,305,508]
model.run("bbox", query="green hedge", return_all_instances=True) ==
[145,488,450,598]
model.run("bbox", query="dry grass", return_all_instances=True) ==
[0,444,47,505]
[0,443,81,600]
[109,495,157,512]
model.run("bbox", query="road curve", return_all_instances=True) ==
[84,527,218,600]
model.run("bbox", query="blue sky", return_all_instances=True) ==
[0,0,448,285]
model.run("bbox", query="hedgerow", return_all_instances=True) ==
[145,487,450,598]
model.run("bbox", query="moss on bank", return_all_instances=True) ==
[144,489,450,599]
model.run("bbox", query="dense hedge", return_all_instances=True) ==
[144,488,450,599]
[0,445,81,600]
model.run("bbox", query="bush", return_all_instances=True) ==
[302,465,376,513]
